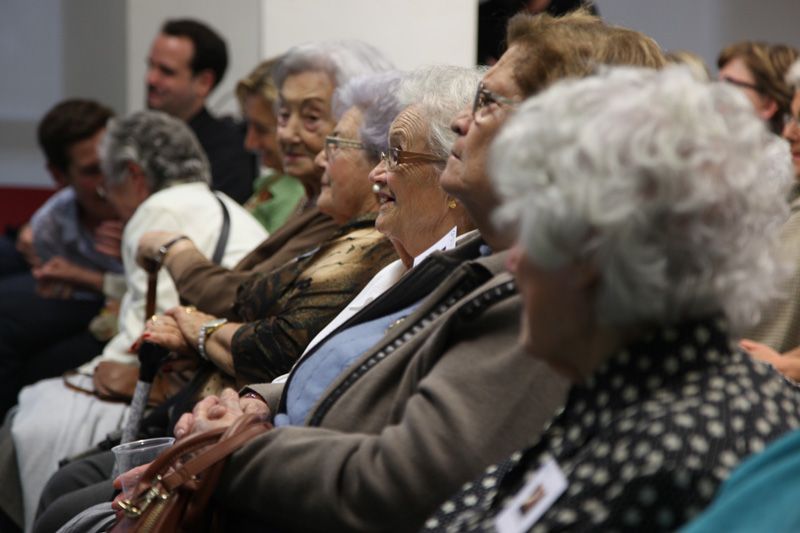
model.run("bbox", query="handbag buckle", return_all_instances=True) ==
[118,479,170,518]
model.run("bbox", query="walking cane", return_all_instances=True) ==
[120,265,169,444]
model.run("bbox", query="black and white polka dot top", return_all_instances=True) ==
[423,317,800,532]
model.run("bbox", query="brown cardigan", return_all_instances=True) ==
[218,250,568,532]
[166,205,337,318]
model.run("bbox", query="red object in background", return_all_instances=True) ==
[0,186,56,231]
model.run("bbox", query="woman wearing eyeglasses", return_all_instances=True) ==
[717,40,799,134]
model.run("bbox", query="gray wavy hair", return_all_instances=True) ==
[99,110,211,191]
[273,40,394,92]
[397,65,485,161]
[491,66,793,332]
[332,70,405,161]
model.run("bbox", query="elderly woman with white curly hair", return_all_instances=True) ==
[3,110,268,532]
[424,66,800,533]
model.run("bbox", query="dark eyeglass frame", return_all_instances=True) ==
[721,76,762,93]
[324,136,365,160]
[472,81,518,120]
[782,112,800,130]
[380,147,447,169]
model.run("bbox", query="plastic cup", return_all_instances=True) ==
[112,437,175,496]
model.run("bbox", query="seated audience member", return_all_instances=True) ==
[741,58,800,365]
[136,40,394,319]
[717,40,799,135]
[146,18,257,204]
[424,65,800,533]
[0,100,123,419]
[4,110,268,532]
[236,58,306,233]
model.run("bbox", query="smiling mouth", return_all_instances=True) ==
[375,189,395,206]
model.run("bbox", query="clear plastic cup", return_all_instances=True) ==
[112,437,175,496]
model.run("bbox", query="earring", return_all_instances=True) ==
[448,199,457,209]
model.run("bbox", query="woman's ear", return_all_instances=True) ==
[126,161,152,199]
[757,96,779,122]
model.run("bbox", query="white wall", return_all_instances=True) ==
[5,1,800,191]
[261,0,477,70]
[0,1,63,187]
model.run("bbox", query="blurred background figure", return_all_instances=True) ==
[235,58,305,233]
[717,40,799,134]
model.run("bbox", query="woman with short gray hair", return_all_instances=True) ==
[426,66,800,532]
[9,110,268,527]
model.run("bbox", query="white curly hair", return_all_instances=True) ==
[491,66,793,332]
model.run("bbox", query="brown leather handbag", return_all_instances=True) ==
[111,413,271,533]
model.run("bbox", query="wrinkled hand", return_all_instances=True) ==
[141,313,195,357]
[94,220,124,259]
[15,223,39,267]
[173,388,269,440]
[166,305,215,353]
[136,231,187,270]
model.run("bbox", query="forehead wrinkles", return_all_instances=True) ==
[390,107,428,149]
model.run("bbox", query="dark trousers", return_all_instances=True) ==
[0,272,105,418]
[33,451,115,533]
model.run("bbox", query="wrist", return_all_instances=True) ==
[151,235,190,271]
[198,318,228,361]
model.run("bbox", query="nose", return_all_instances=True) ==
[783,117,799,142]
[450,106,472,137]
[277,113,301,146]
[314,148,327,171]
[368,159,388,187]
[146,66,159,87]
[244,123,259,153]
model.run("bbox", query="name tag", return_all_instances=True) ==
[494,457,567,533]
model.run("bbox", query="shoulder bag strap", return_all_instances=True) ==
[212,193,231,265]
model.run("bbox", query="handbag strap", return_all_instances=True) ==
[126,414,269,499]
[161,416,270,491]
[211,193,230,265]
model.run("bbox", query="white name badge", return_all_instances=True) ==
[494,458,568,533]
[413,226,458,267]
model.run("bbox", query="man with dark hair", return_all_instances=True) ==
[146,18,256,204]
[0,99,124,420]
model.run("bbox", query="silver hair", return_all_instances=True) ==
[273,40,394,92]
[787,58,800,90]
[99,110,211,191]
[397,65,486,161]
[332,70,405,161]
[491,66,793,332]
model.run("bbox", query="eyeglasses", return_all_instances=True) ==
[721,76,762,93]
[379,147,447,169]
[472,81,518,123]
[324,136,365,160]
[783,112,800,130]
